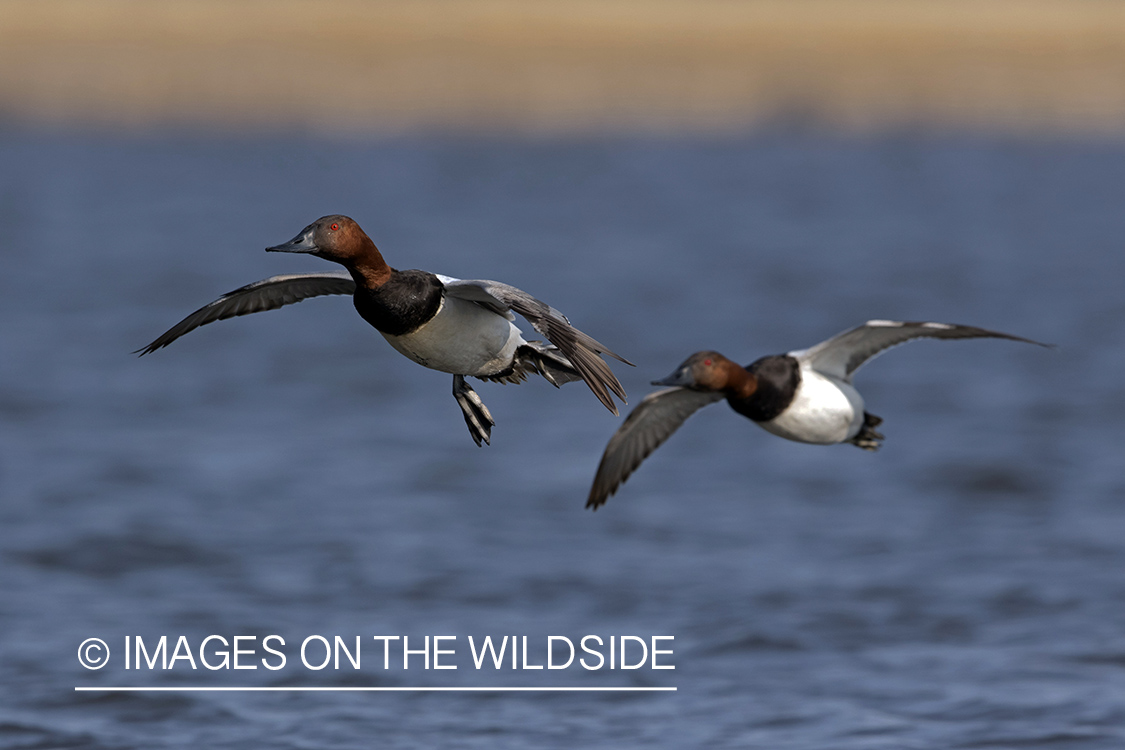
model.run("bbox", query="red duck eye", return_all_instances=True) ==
[330,222,339,231]
[703,358,712,366]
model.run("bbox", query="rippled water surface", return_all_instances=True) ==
[2,131,1124,749]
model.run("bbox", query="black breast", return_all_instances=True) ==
[730,354,801,422]
[353,269,444,336]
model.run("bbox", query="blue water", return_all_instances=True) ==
[2,131,1124,748]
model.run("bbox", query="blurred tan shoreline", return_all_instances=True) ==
[2,0,1125,135]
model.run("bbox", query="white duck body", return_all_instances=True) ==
[379,293,525,378]
[755,365,865,445]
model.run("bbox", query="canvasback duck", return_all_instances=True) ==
[139,215,632,445]
[586,320,1050,509]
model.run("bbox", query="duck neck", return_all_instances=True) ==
[345,238,393,288]
[722,364,758,402]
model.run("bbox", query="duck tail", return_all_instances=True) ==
[516,341,584,387]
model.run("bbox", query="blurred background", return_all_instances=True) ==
[2,2,1125,748]
[4,0,1125,135]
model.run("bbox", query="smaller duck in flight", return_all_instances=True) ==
[586,320,1049,509]
[139,215,632,446]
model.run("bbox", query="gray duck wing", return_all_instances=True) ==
[441,277,633,414]
[587,387,724,509]
[792,320,1050,382]
[138,272,356,354]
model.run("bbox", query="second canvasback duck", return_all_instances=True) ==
[586,320,1050,508]
[140,215,632,445]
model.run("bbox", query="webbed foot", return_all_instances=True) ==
[848,412,884,452]
[453,374,495,446]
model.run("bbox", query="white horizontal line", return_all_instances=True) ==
[75,686,676,693]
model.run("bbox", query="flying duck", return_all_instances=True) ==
[586,320,1049,508]
[139,215,632,446]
